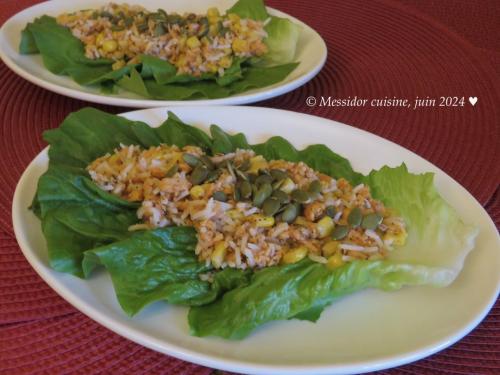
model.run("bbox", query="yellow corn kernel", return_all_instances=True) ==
[282,246,308,264]
[112,60,126,71]
[227,209,243,220]
[186,36,201,49]
[96,32,105,45]
[207,7,220,17]
[211,241,227,268]
[316,216,334,238]
[253,215,275,228]
[322,240,340,257]
[176,54,187,67]
[279,178,296,194]
[208,15,220,24]
[232,39,249,53]
[209,23,220,36]
[190,185,205,199]
[383,228,408,246]
[219,56,232,69]
[248,155,267,174]
[102,40,118,52]
[294,216,309,226]
[232,23,241,32]
[227,13,240,23]
[206,62,218,73]
[327,253,344,269]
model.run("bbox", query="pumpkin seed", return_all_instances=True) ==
[236,169,248,181]
[234,186,241,201]
[239,180,252,199]
[263,198,281,216]
[206,169,221,182]
[291,189,311,203]
[255,174,273,186]
[190,165,209,185]
[182,153,200,167]
[200,155,215,170]
[271,189,290,204]
[213,191,227,202]
[165,164,178,177]
[331,225,349,240]
[325,205,336,218]
[153,23,166,36]
[238,159,250,171]
[248,173,258,183]
[308,180,322,194]
[281,203,299,223]
[253,183,272,207]
[270,169,288,182]
[361,212,383,230]
[347,207,362,227]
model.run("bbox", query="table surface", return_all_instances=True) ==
[0,0,499,374]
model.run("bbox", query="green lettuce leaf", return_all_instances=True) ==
[260,16,301,66]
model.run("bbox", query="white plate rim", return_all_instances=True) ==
[0,1,327,107]
[11,106,500,374]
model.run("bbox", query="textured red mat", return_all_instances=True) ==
[1,0,499,374]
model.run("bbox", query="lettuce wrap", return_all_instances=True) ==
[19,0,300,100]
[32,108,477,339]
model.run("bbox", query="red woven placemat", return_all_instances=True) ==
[1,0,499,374]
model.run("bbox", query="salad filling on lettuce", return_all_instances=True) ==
[19,0,300,100]
[33,108,477,339]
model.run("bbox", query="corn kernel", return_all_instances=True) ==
[294,216,309,226]
[96,32,105,45]
[253,215,275,228]
[102,40,118,52]
[176,54,187,67]
[279,178,296,194]
[219,56,232,69]
[227,13,240,23]
[112,60,125,70]
[190,185,205,199]
[248,155,267,174]
[316,216,334,238]
[206,62,218,73]
[383,228,408,246]
[208,15,220,24]
[227,209,243,220]
[186,36,201,49]
[207,7,220,17]
[211,241,227,268]
[322,240,340,257]
[232,39,249,53]
[209,23,220,36]
[327,253,344,269]
[282,246,308,264]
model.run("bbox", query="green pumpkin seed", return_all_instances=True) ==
[331,225,349,240]
[281,203,299,223]
[234,187,241,201]
[248,173,258,183]
[200,155,215,170]
[291,189,311,203]
[190,165,209,185]
[239,180,252,199]
[255,174,273,186]
[182,153,200,167]
[263,198,281,216]
[165,164,178,177]
[325,205,336,218]
[308,180,322,194]
[153,23,166,36]
[238,159,250,171]
[253,183,272,207]
[206,169,221,182]
[271,190,290,204]
[270,169,288,182]
[361,212,383,230]
[347,207,362,227]
[213,191,227,202]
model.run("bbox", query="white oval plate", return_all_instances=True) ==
[12,106,500,374]
[0,0,326,107]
